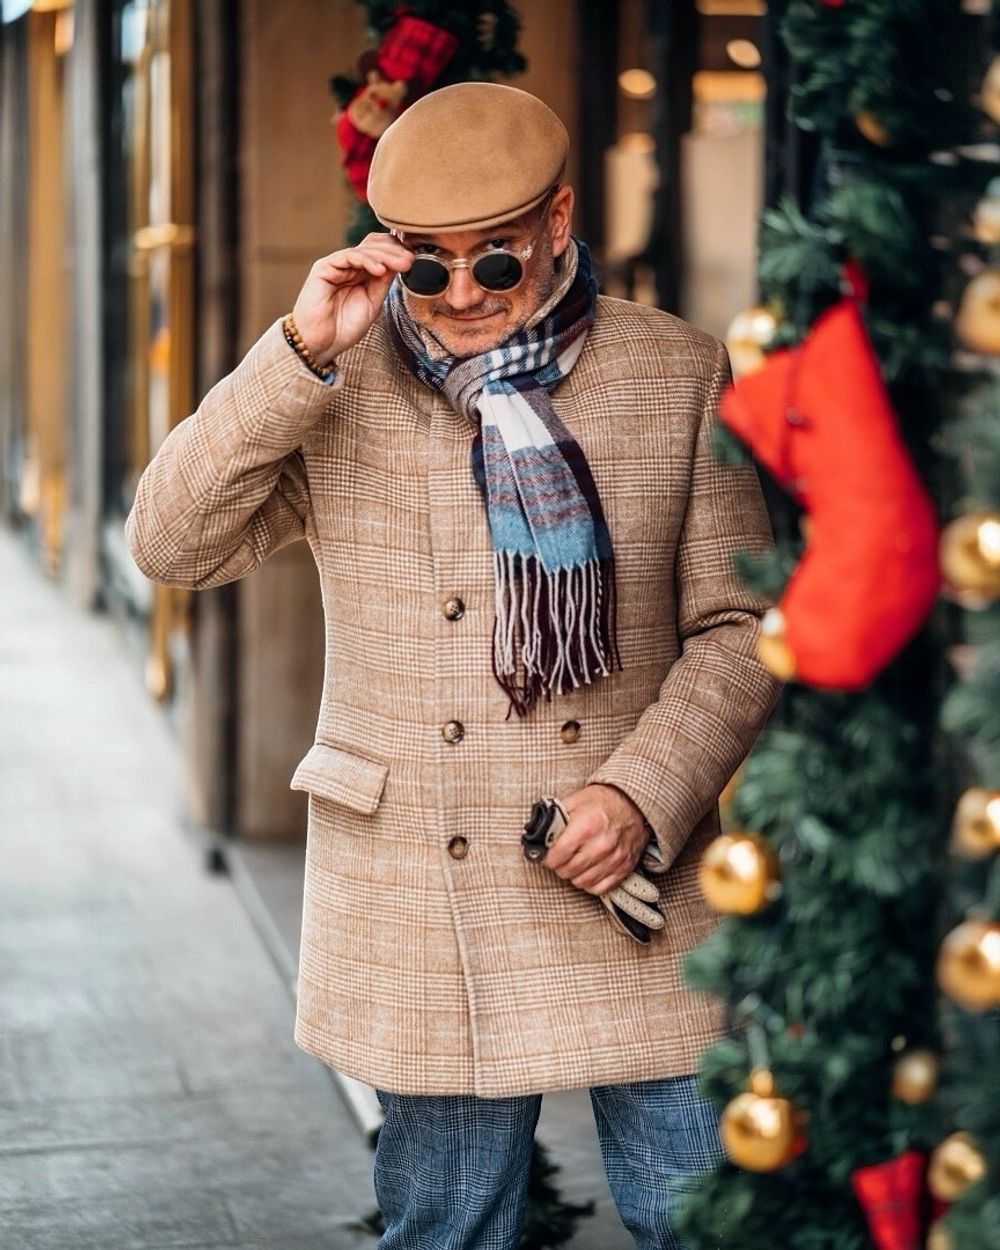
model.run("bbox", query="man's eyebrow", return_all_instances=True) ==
[402,227,521,251]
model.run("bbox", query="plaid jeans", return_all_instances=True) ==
[373,1074,723,1250]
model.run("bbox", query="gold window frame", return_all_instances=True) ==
[123,0,195,700]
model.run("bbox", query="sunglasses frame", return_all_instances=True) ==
[392,188,558,299]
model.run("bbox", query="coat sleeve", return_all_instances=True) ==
[585,339,785,869]
[124,317,342,590]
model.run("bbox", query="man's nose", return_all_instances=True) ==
[445,264,486,311]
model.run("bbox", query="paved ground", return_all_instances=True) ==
[0,528,378,1249]
[0,527,630,1249]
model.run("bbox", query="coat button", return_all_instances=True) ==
[447,835,469,860]
[560,719,581,744]
[443,596,465,620]
[441,720,465,743]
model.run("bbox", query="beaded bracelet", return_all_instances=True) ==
[282,313,337,381]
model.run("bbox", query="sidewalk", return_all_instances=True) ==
[0,527,627,1250]
[0,528,377,1249]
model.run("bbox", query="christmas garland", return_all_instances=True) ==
[675,3,1000,1248]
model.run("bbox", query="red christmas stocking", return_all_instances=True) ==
[850,1151,926,1250]
[719,297,940,690]
[336,15,459,201]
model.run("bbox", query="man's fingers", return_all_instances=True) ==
[543,815,610,868]
[574,865,626,893]
[317,240,412,276]
[318,250,397,280]
[566,848,639,892]
[550,852,600,881]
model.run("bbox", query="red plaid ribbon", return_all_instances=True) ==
[336,15,459,201]
[377,15,458,91]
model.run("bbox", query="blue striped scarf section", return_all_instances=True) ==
[384,237,622,718]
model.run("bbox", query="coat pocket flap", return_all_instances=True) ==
[289,742,389,815]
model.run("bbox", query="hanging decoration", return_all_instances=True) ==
[333,14,460,201]
[927,1133,988,1202]
[972,178,1000,245]
[979,55,1000,125]
[328,2,528,242]
[848,1151,927,1250]
[950,788,1000,858]
[926,1221,954,1250]
[937,919,1000,1010]
[718,293,940,690]
[724,305,780,380]
[939,510,1000,606]
[719,1068,808,1173]
[890,1050,939,1106]
[697,832,781,915]
[954,270,1000,357]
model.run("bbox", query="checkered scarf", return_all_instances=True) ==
[384,237,622,718]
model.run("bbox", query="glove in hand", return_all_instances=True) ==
[521,796,667,944]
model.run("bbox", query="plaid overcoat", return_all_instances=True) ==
[125,294,784,1096]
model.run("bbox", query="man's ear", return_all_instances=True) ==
[549,184,575,259]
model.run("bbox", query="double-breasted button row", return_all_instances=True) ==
[443,719,577,744]
[447,835,469,860]
[442,596,465,620]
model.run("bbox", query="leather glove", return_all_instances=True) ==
[521,796,667,944]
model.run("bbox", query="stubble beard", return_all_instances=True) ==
[412,234,559,359]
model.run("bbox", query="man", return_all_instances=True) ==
[126,82,783,1249]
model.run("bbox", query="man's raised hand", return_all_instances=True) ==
[290,232,413,367]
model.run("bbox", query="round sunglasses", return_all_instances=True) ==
[392,193,555,298]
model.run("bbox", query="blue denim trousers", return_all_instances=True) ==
[373,1073,723,1250]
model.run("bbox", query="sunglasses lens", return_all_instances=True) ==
[472,252,523,291]
[402,257,450,296]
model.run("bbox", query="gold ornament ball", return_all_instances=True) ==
[725,306,778,380]
[928,1132,987,1202]
[720,1069,807,1173]
[939,511,1000,600]
[757,607,797,682]
[856,111,891,147]
[952,787,1000,857]
[973,187,1000,245]
[926,1221,954,1250]
[890,1049,938,1105]
[699,832,780,915]
[980,55,1000,126]
[955,269,1000,356]
[937,919,1000,1011]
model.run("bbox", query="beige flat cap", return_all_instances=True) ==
[367,82,569,233]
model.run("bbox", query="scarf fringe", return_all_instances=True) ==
[492,550,623,720]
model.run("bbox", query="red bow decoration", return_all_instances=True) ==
[719,295,940,690]
[850,1152,927,1250]
[335,15,459,202]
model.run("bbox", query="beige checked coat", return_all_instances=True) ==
[125,294,784,1097]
